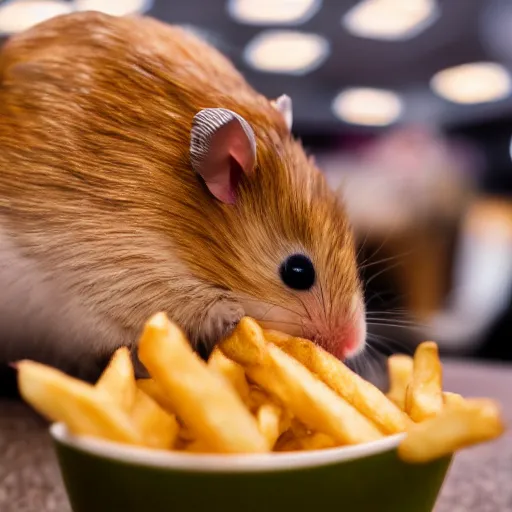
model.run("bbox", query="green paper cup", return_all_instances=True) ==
[51,423,452,512]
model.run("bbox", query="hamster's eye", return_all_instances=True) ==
[280,254,316,291]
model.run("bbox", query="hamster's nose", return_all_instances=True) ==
[343,294,367,359]
[317,310,367,361]
[342,321,366,359]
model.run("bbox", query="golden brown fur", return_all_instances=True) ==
[0,12,362,378]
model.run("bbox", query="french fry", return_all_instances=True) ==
[265,330,410,434]
[275,428,335,452]
[298,432,337,451]
[256,401,283,450]
[130,388,179,450]
[137,312,268,454]
[443,391,466,409]
[406,341,443,422]
[398,398,505,463]
[246,386,293,437]
[289,418,311,438]
[95,347,137,413]
[183,439,211,453]
[246,385,275,411]
[207,347,250,402]
[221,318,383,445]
[177,423,196,442]
[136,378,176,415]
[17,360,143,445]
[386,354,414,410]
[274,429,302,452]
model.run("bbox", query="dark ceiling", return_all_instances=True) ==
[2,0,512,136]
[148,0,512,134]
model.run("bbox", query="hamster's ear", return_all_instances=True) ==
[271,94,293,132]
[190,108,256,204]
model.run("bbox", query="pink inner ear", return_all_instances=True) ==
[229,157,244,203]
[206,157,242,204]
[195,118,256,204]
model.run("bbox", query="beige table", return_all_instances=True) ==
[1,360,511,512]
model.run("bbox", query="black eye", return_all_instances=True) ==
[280,254,316,291]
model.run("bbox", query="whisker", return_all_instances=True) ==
[357,235,391,270]
[366,315,415,323]
[363,345,386,384]
[367,333,415,356]
[366,312,414,319]
[366,336,398,361]
[352,345,382,383]
[318,280,328,325]
[366,309,412,317]
[346,353,363,376]
[254,319,304,328]
[366,315,417,323]
[355,231,370,263]
[294,294,314,323]
[367,317,427,331]
[242,297,303,318]
[359,253,408,272]
[356,356,369,378]
[363,342,380,361]
[364,290,408,310]
[260,304,276,322]
[366,320,420,328]
[365,291,390,309]
[364,260,406,289]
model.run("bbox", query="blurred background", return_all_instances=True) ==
[2,0,512,368]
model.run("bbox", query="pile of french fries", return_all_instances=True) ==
[16,313,506,463]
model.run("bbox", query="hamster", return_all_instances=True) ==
[0,11,366,381]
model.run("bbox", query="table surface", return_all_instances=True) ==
[1,359,511,512]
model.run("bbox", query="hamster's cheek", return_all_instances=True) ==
[238,297,305,337]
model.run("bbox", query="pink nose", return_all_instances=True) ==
[337,326,360,360]
[343,326,360,356]
[315,320,365,361]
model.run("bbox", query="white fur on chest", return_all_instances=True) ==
[0,226,128,374]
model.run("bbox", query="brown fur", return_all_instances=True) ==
[0,12,362,379]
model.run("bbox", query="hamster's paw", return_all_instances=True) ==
[194,299,244,360]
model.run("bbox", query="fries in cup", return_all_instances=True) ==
[265,330,410,434]
[398,398,505,463]
[220,317,383,445]
[406,342,444,422]
[442,391,466,409]
[298,432,337,451]
[14,312,506,465]
[207,347,250,403]
[130,388,179,450]
[95,347,137,413]
[17,360,143,445]
[137,313,267,454]
[135,378,176,415]
[255,401,284,450]
[386,354,414,411]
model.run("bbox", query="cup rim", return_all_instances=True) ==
[50,422,405,473]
